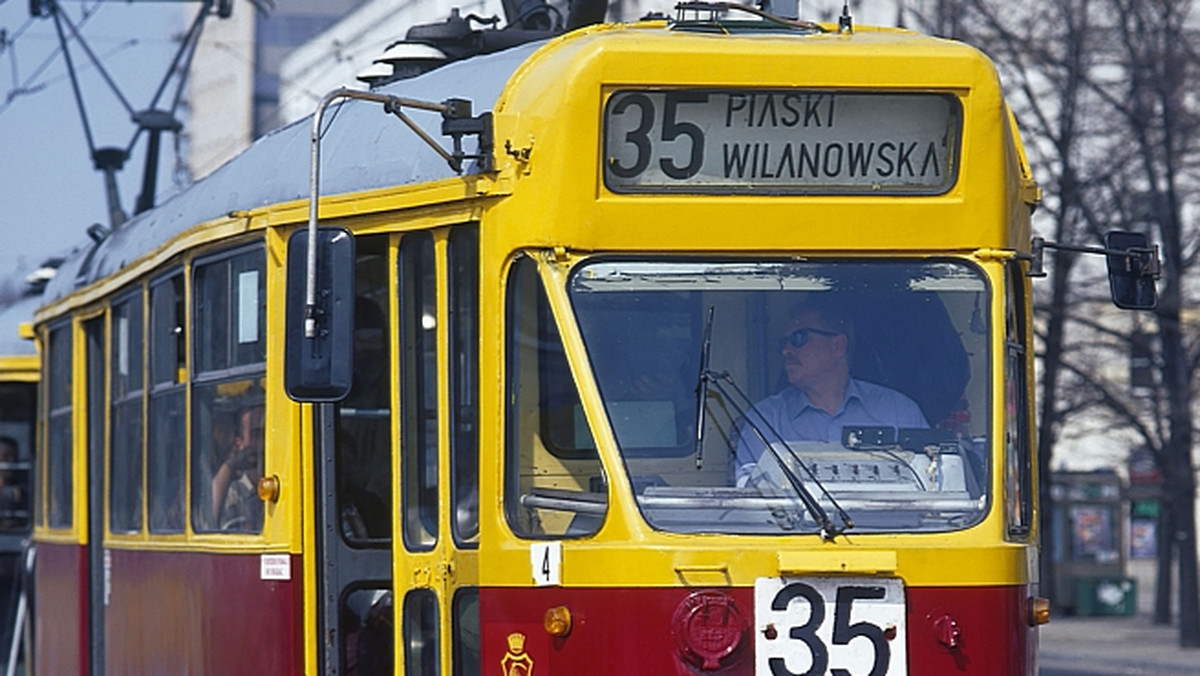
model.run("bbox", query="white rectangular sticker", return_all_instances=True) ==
[103,548,112,607]
[531,542,562,587]
[755,576,906,676]
[117,314,129,377]
[261,554,291,581]
[237,270,260,344]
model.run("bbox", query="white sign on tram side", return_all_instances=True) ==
[603,90,961,195]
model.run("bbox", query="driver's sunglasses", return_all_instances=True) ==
[779,327,840,349]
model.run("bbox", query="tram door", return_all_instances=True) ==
[392,227,481,676]
[315,228,480,675]
[319,234,395,674]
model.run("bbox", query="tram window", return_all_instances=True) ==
[570,295,699,457]
[109,292,144,533]
[338,235,392,544]
[46,322,73,529]
[505,256,606,539]
[0,384,35,532]
[567,259,990,535]
[1005,262,1033,538]
[399,233,439,550]
[148,274,186,533]
[191,379,265,533]
[452,588,479,676]
[449,226,480,545]
[191,248,267,534]
[194,248,267,373]
[342,588,394,674]
[403,589,439,676]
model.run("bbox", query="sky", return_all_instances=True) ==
[0,0,189,289]
[0,0,903,294]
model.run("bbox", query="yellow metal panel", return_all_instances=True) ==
[0,355,38,383]
[778,549,898,575]
[478,23,1027,260]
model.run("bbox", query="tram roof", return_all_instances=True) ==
[42,40,544,304]
[40,22,1004,307]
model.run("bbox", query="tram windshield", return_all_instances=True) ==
[566,259,991,535]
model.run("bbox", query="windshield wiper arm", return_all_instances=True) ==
[693,306,716,470]
[706,370,854,540]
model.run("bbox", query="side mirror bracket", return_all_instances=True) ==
[1025,232,1160,310]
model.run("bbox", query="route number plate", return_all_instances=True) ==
[754,577,906,676]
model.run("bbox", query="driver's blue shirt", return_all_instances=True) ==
[732,379,928,484]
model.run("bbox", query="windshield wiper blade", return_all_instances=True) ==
[706,370,854,540]
[693,306,716,470]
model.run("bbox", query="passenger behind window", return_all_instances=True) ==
[337,297,391,540]
[0,436,25,529]
[337,431,388,540]
[211,405,264,531]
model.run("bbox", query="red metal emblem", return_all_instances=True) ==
[671,590,748,670]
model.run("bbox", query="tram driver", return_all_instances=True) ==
[730,299,928,486]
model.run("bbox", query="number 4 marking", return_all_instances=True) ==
[531,542,562,587]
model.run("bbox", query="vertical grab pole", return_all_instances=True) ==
[4,590,23,676]
[306,88,455,338]
[306,88,350,338]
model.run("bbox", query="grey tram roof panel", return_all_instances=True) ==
[42,41,545,303]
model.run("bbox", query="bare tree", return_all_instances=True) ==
[907,0,1200,643]
[911,0,1200,645]
[1103,0,1200,645]
[909,0,1126,614]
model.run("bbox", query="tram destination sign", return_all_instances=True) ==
[603,89,961,195]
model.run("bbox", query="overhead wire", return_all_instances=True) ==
[126,3,209,155]
[0,37,138,115]
[1,0,220,222]
[0,4,102,116]
[52,3,99,154]
[55,4,135,116]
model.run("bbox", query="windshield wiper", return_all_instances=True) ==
[704,370,854,540]
[693,306,716,470]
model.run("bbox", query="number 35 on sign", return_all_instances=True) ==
[755,577,907,676]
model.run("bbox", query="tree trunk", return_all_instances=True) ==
[1154,205,1199,645]
[1155,504,1174,624]
[1037,251,1077,613]
[1174,484,1199,645]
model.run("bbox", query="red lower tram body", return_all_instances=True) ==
[34,543,302,674]
[34,545,1034,674]
[480,585,1036,675]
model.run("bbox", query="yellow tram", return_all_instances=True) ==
[28,4,1156,675]
[0,289,37,655]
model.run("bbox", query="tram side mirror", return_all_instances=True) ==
[1104,231,1159,311]
[285,227,356,402]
